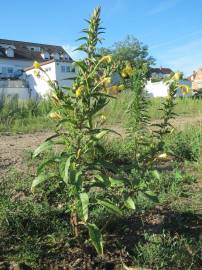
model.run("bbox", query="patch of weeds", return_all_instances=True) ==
[133,231,202,270]
[0,194,69,268]
[165,127,202,162]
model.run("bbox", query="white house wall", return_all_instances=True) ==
[145,80,192,97]
[25,61,76,98]
[55,62,76,88]
[25,62,56,98]
[145,81,169,97]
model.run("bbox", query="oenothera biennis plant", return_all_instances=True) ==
[123,67,189,166]
[148,72,191,162]
[31,7,134,255]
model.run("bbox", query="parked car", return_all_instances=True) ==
[192,88,202,99]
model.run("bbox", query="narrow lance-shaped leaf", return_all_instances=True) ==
[33,141,53,158]
[97,199,122,216]
[63,156,72,185]
[31,173,56,192]
[87,223,103,255]
[79,192,89,222]
[125,196,136,210]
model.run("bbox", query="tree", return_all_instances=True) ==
[98,35,155,67]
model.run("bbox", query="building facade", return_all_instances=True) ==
[188,69,202,90]
[150,67,173,81]
[0,39,76,98]
[24,59,76,98]
[0,38,72,78]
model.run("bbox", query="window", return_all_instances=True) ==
[66,66,70,72]
[2,67,7,74]
[6,48,14,57]
[45,67,51,72]
[7,67,13,74]
[41,51,50,60]
[28,46,41,52]
[61,65,66,72]
[71,67,75,73]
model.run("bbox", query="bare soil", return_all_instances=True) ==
[0,131,53,177]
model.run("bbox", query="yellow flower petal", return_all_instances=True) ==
[100,115,106,122]
[49,112,62,120]
[173,72,182,81]
[75,86,84,97]
[102,77,111,86]
[101,55,112,63]
[33,61,41,69]
[118,84,125,91]
[158,153,167,159]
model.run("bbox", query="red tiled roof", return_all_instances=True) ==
[150,67,173,74]
[0,38,73,62]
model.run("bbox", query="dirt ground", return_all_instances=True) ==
[0,114,201,177]
[0,131,53,177]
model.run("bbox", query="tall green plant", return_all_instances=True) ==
[31,7,128,255]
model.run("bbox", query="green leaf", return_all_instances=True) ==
[79,193,89,222]
[37,157,60,174]
[31,173,56,192]
[97,199,122,216]
[141,190,159,203]
[95,130,108,140]
[33,141,53,158]
[152,170,161,180]
[125,196,136,210]
[109,177,126,187]
[87,223,103,255]
[63,156,72,185]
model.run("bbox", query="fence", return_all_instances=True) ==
[0,80,28,88]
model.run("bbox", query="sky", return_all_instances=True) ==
[1,0,202,76]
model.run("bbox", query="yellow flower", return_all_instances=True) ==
[49,112,62,120]
[102,77,111,86]
[111,85,119,93]
[101,55,112,63]
[158,153,168,159]
[105,85,119,94]
[33,61,41,69]
[173,72,182,81]
[125,64,133,76]
[121,70,128,78]
[121,64,134,78]
[100,114,106,122]
[75,86,84,97]
[118,84,125,91]
[180,84,190,95]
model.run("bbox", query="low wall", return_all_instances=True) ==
[0,87,31,99]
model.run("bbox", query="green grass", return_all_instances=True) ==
[0,95,53,133]
[103,92,202,126]
[1,93,202,133]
